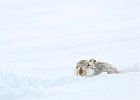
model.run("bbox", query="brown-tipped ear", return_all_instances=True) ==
[89,59,96,62]
[89,59,93,62]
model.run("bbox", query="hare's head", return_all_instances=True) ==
[75,59,97,76]
[76,60,89,68]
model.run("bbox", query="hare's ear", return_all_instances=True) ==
[90,59,96,62]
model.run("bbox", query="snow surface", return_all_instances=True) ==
[0,0,140,100]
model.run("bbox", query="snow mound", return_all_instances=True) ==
[0,70,140,100]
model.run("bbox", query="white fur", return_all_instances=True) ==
[85,68,95,77]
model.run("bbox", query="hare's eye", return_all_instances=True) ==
[87,64,90,66]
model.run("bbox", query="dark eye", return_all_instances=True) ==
[87,64,90,66]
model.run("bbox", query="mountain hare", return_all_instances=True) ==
[75,59,119,77]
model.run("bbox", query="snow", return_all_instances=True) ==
[0,0,139,100]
